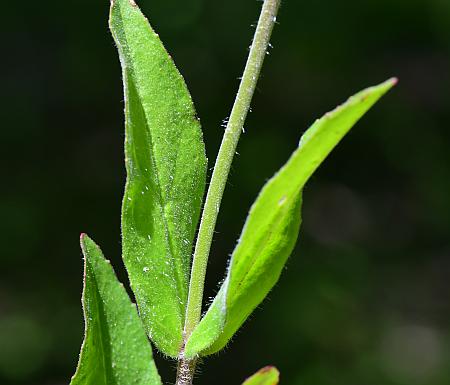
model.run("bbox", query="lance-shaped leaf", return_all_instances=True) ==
[109,0,207,356]
[70,234,162,385]
[242,367,280,385]
[184,78,397,357]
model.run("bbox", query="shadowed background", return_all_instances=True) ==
[1,0,450,384]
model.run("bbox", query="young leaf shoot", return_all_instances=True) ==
[71,0,397,384]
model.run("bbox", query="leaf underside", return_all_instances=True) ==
[110,0,207,357]
[184,78,397,357]
[70,235,162,385]
[242,366,280,385]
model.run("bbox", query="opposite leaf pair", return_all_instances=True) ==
[71,0,396,383]
[72,236,279,385]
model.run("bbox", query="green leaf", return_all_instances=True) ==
[70,234,162,385]
[242,367,280,385]
[184,78,397,357]
[109,0,207,356]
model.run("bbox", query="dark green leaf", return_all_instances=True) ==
[242,367,280,385]
[109,0,207,356]
[70,234,162,385]
[184,78,397,357]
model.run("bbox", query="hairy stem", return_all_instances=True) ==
[176,358,197,385]
[182,0,282,347]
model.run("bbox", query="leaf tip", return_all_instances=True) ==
[109,0,137,8]
[260,365,276,373]
[80,233,88,250]
[390,77,399,86]
[80,233,93,247]
[376,77,398,96]
[80,233,96,253]
[380,77,398,93]
[243,366,280,385]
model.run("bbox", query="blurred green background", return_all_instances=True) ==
[2,0,450,384]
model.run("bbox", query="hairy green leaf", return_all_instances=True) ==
[184,78,397,357]
[242,367,280,385]
[109,0,207,356]
[70,235,162,385]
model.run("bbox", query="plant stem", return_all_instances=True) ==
[176,357,197,385]
[183,0,281,343]
[178,0,281,381]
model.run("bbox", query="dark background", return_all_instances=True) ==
[1,0,450,384]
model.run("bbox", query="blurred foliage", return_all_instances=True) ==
[1,0,449,384]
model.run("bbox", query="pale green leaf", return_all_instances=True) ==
[70,234,162,385]
[184,78,397,357]
[109,0,207,356]
[242,367,280,385]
